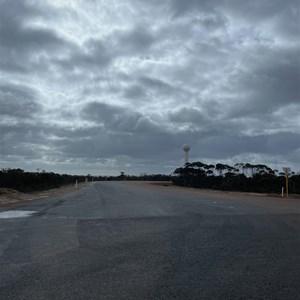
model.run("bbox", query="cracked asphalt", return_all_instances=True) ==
[0,182,299,299]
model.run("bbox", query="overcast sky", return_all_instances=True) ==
[0,0,299,175]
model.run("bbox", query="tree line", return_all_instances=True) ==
[1,163,299,195]
[0,168,86,192]
[172,162,300,194]
[0,168,170,192]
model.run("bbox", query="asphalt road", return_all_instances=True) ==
[0,182,299,300]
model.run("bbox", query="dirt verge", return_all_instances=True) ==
[0,183,86,208]
[123,181,300,200]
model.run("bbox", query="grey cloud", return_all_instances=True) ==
[0,0,299,174]
[0,143,38,158]
[137,75,195,106]
[82,101,166,134]
[52,128,179,160]
[170,0,218,17]
[0,84,41,119]
[191,13,228,32]
[192,132,300,159]
[287,148,300,164]
[224,1,299,45]
[225,46,300,118]
[117,25,156,53]
[0,52,28,73]
[1,123,99,160]
[123,76,176,101]
[224,0,298,22]
[0,123,48,144]
[274,7,300,40]
[49,126,104,140]
[168,107,208,125]
[0,0,68,73]
[170,0,297,23]
[0,122,108,162]
[124,85,147,100]
[0,20,62,50]
[82,102,146,133]
[254,61,299,106]
[82,102,127,123]
[0,123,47,160]
[0,0,63,49]
[139,76,173,91]
[169,0,299,49]
[55,39,112,71]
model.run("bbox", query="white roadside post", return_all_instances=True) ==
[75,179,78,189]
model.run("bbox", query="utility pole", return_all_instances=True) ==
[282,167,290,198]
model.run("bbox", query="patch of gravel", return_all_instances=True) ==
[123,181,300,200]
[0,183,86,207]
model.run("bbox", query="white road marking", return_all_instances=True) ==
[0,210,36,219]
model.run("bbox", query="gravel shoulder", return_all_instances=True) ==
[1,180,299,209]
[0,183,86,208]
[123,181,300,201]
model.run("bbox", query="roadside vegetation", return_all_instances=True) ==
[0,169,85,192]
[172,162,300,195]
[1,163,299,195]
[0,168,170,192]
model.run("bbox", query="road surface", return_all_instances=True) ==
[0,182,299,299]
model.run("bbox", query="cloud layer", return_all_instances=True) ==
[1,0,299,175]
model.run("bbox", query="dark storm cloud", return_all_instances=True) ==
[82,101,161,133]
[55,38,112,71]
[54,25,157,74]
[170,0,298,21]
[123,85,147,100]
[168,107,208,125]
[0,0,68,74]
[139,76,174,92]
[1,123,102,160]
[123,76,178,101]
[224,0,298,24]
[225,46,300,118]
[170,0,218,17]
[52,126,179,160]
[194,132,300,159]
[274,7,300,40]
[0,13,61,50]
[0,123,47,160]
[82,102,137,125]
[287,148,300,164]
[117,25,156,53]
[0,84,41,119]
[191,13,228,32]
[0,143,38,158]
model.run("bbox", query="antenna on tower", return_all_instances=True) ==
[182,144,191,164]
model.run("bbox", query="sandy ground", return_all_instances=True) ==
[0,183,86,208]
[124,181,300,201]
